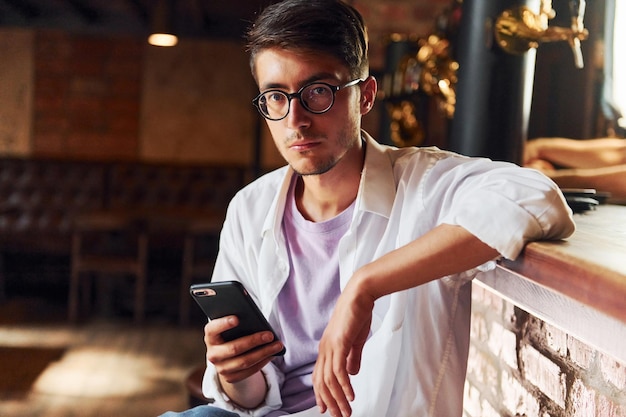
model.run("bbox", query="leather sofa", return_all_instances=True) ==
[0,157,250,298]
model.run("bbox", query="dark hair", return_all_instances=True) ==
[246,0,369,80]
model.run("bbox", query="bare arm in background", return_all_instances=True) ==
[524,137,626,169]
[524,137,626,200]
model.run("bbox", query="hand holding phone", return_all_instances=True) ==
[190,281,286,356]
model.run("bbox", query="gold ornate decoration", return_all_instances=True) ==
[495,0,588,68]
[387,100,425,148]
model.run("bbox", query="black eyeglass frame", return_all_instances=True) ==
[252,79,363,121]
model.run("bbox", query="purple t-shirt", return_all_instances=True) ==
[268,177,354,416]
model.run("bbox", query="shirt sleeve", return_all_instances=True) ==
[201,360,284,416]
[422,156,575,260]
[200,193,286,415]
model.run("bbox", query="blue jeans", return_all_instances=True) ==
[159,405,239,417]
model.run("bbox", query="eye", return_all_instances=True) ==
[308,85,331,97]
[265,91,287,104]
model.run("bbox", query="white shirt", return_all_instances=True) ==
[202,133,575,417]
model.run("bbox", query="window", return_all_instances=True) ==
[604,0,626,130]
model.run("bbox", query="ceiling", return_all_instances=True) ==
[0,0,278,41]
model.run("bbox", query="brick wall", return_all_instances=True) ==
[2,0,453,162]
[465,283,626,417]
[32,30,142,160]
[353,0,452,69]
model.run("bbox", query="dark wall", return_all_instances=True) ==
[528,0,608,140]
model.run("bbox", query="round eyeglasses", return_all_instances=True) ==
[252,79,363,121]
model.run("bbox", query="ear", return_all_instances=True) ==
[359,76,378,115]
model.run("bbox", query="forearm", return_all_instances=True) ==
[354,223,500,300]
[312,224,500,416]
[219,371,268,410]
[549,165,626,200]
[529,138,626,169]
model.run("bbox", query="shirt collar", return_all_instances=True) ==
[358,131,395,219]
[262,131,396,236]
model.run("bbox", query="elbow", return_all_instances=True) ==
[542,190,576,241]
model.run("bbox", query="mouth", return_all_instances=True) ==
[289,140,320,152]
[286,133,325,152]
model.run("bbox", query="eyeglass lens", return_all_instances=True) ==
[258,83,334,120]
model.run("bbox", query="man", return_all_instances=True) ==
[161,1,575,416]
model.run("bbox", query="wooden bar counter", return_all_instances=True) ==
[476,204,626,363]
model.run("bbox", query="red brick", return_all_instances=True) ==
[66,132,137,160]
[479,398,501,417]
[502,298,516,324]
[109,39,143,59]
[34,114,70,133]
[69,59,106,77]
[36,76,69,96]
[569,378,596,417]
[72,37,110,61]
[31,132,66,156]
[567,335,595,370]
[499,324,518,369]
[104,98,139,116]
[110,79,141,98]
[597,394,626,417]
[501,372,540,416]
[466,345,499,399]
[107,116,138,135]
[520,344,566,408]
[379,3,414,22]
[34,95,66,113]
[470,310,488,343]
[600,353,626,390]
[35,57,70,75]
[463,381,481,416]
[544,322,568,357]
[105,58,142,77]
[35,30,72,61]
[67,96,103,115]
[69,77,109,96]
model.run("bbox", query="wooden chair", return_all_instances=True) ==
[179,216,222,325]
[185,364,214,407]
[68,211,148,324]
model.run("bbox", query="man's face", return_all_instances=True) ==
[253,48,365,176]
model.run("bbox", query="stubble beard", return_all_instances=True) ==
[293,153,339,176]
[286,127,358,177]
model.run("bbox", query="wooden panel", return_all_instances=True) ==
[0,28,34,156]
[140,39,257,165]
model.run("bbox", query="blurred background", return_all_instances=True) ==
[0,0,623,416]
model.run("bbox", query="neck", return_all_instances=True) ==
[295,142,365,222]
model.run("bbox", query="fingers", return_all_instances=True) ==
[312,283,374,417]
[204,316,283,355]
[216,345,276,383]
[313,345,354,417]
[204,315,240,346]
[346,326,369,375]
[204,316,284,383]
[346,348,363,376]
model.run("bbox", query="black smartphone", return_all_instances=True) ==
[190,281,286,356]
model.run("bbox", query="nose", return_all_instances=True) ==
[285,96,311,129]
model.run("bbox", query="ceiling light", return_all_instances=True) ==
[148,33,178,47]
[148,0,178,47]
